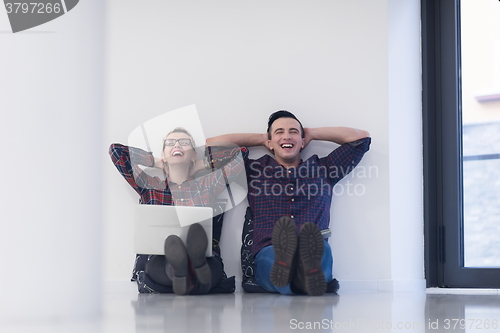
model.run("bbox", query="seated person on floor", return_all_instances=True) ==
[208,111,371,296]
[110,127,247,295]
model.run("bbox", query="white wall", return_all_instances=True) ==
[0,0,105,322]
[388,0,425,291]
[104,0,424,292]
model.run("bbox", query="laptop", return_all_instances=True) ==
[134,205,213,257]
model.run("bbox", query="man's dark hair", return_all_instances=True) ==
[267,110,305,139]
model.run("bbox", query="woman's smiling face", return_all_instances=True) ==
[162,131,196,167]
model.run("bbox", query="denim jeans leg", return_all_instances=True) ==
[256,242,334,295]
[255,246,295,295]
[322,241,334,283]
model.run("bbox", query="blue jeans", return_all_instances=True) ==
[254,240,333,295]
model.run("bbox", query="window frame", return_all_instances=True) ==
[422,0,500,288]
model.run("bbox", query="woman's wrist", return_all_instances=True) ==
[153,157,164,169]
[203,157,213,170]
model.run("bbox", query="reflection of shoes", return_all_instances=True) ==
[164,235,189,295]
[186,223,211,286]
[296,223,326,296]
[270,217,298,288]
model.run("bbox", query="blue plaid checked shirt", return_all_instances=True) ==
[244,137,371,255]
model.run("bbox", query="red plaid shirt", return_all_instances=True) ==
[109,144,248,207]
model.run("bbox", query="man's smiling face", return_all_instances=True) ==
[267,117,304,166]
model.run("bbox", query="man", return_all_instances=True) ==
[207,110,370,296]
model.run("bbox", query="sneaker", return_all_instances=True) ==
[164,235,189,295]
[270,217,298,288]
[186,223,212,286]
[296,222,326,296]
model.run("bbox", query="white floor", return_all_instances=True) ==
[3,283,500,333]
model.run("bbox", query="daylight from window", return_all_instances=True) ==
[462,0,500,267]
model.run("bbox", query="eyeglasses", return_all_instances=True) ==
[163,138,192,147]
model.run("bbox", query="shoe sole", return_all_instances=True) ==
[186,223,211,286]
[299,223,327,296]
[164,235,189,295]
[270,217,298,288]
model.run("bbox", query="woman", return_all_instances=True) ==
[109,127,247,295]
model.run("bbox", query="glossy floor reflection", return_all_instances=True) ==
[3,283,500,333]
